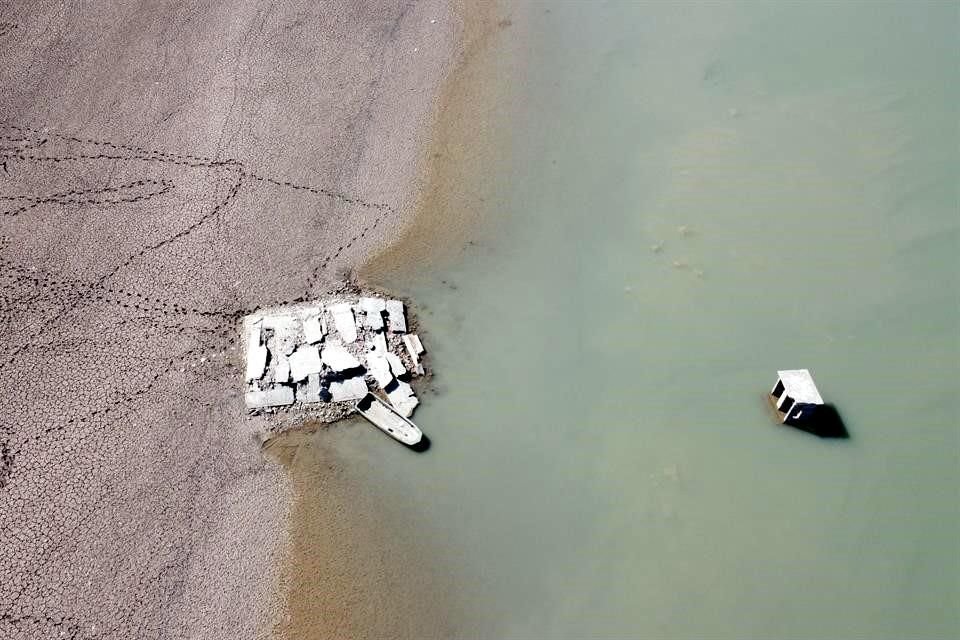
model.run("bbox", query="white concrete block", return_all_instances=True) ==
[402,334,425,375]
[386,299,406,333]
[321,342,361,372]
[386,352,406,377]
[245,385,294,409]
[776,369,824,405]
[245,345,268,381]
[366,332,388,357]
[359,297,386,330]
[329,303,357,343]
[386,380,418,417]
[302,314,326,344]
[330,376,368,402]
[288,345,323,382]
[365,353,394,389]
[245,324,268,382]
[403,334,425,355]
[246,321,262,349]
[263,315,300,355]
[274,356,290,383]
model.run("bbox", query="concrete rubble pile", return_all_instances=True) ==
[243,293,426,421]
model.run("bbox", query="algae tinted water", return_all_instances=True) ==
[352,2,959,637]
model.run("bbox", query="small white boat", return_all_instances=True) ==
[355,393,423,446]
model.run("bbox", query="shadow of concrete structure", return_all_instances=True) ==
[786,404,850,440]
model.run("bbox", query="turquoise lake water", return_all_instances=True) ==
[337,2,959,637]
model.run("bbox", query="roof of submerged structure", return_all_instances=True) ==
[777,369,824,404]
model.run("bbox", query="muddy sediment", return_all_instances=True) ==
[270,1,524,638]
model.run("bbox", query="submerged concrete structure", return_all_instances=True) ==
[768,369,849,439]
[770,369,824,425]
[242,292,427,428]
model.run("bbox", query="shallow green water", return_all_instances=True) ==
[345,2,958,638]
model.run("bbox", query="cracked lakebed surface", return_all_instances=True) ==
[0,1,458,638]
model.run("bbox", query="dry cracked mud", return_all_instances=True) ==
[0,1,457,638]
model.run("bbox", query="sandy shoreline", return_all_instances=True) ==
[273,2,523,637]
[0,1,471,638]
[361,2,519,284]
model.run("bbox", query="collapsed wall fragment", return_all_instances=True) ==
[242,293,428,423]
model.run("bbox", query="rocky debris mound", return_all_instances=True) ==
[243,290,427,427]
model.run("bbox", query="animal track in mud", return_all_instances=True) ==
[0,121,398,449]
[0,123,401,636]
[0,179,174,217]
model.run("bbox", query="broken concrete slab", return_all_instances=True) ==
[386,379,418,417]
[359,297,386,330]
[302,314,326,344]
[386,352,406,377]
[365,353,394,389]
[330,376,368,402]
[242,294,427,428]
[245,345,268,381]
[263,315,301,355]
[287,345,324,382]
[385,299,406,333]
[403,334,424,356]
[274,356,290,384]
[320,342,361,372]
[328,303,357,343]
[366,332,388,357]
[245,323,269,381]
[402,334,425,375]
[296,372,323,404]
[245,385,295,409]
